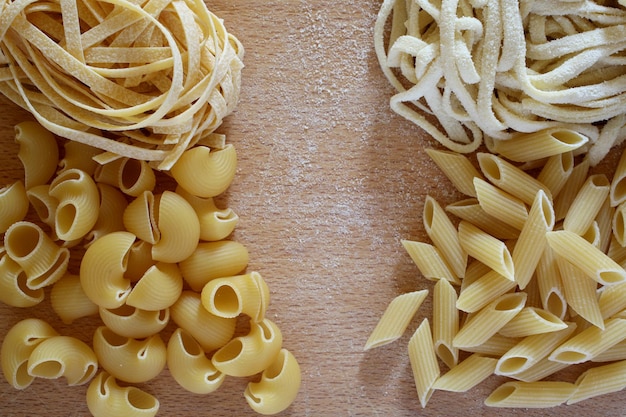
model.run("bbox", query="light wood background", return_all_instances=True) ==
[1,1,626,416]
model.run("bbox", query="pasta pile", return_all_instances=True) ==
[366,127,626,408]
[0,121,301,416]
[374,0,626,166]
[0,0,243,170]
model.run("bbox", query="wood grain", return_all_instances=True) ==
[1,1,626,416]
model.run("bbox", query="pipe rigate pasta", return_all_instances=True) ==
[99,306,169,340]
[125,240,156,282]
[0,318,58,389]
[126,262,183,311]
[25,185,57,231]
[0,253,44,308]
[15,121,59,189]
[176,186,239,241]
[50,273,99,324]
[151,191,200,263]
[0,181,29,233]
[119,158,156,197]
[86,372,159,417]
[123,191,159,245]
[57,140,100,176]
[84,184,129,248]
[201,272,270,322]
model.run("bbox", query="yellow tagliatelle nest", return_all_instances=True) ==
[0,0,243,170]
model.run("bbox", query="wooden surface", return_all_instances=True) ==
[1,1,626,416]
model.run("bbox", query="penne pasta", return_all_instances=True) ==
[485,381,575,408]
[462,333,521,357]
[592,339,626,362]
[498,307,567,338]
[445,198,520,240]
[535,246,567,319]
[610,146,626,206]
[401,240,459,285]
[553,156,590,221]
[432,353,497,392]
[568,360,626,405]
[555,256,603,329]
[599,282,626,320]
[549,318,626,364]
[456,270,516,313]
[492,128,588,163]
[563,174,610,235]
[536,151,574,200]
[423,196,467,278]
[458,221,514,281]
[433,279,459,368]
[613,201,626,246]
[425,148,483,197]
[473,177,528,230]
[408,319,439,408]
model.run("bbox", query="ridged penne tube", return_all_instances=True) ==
[424,148,483,197]
[50,273,99,324]
[462,333,521,357]
[554,156,590,221]
[0,253,43,307]
[458,221,514,281]
[170,144,237,198]
[127,262,183,311]
[495,322,577,377]
[123,191,159,245]
[536,151,574,200]
[118,158,156,197]
[201,272,270,322]
[445,199,520,240]
[179,241,250,292]
[432,354,497,392]
[549,318,626,364]
[0,318,58,389]
[408,319,439,408]
[599,282,626,320]
[477,153,552,206]
[27,336,98,386]
[610,147,626,206]
[492,128,588,163]
[176,186,239,241]
[170,291,237,352]
[86,372,159,417]
[453,292,527,349]
[0,181,29,233]
[84,184,128,247]
[401,240,459,284]
[80,231,135,309]
[535,247,567,319]
[498,307,567,338]
[512,357,571,383]
[563,174,610,235]
[244,348,301,415]
[592,340,626,362]
[511,190,554,289]
[25,184,57,229]
[364,290,428,350]
[547,230,626,285]
[485,381,576,408]
[555,256,603,329]
[595,197,614,253]
[152,191,200,263]
[212,318,283,377]
[613,201,626,246]
[433,279,459,369]
[15,120,59,189]
[568,360,626,404]
[4,221,69,289]
[474,177,528,230]
[48,168,100,241]
[423,196,467,278]
[57,140,100,176]
[99,305,169,339]
[167,328,225,394]
[93,326,166,383]
[456,270,516,313]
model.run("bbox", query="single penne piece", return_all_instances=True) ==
[456,270,516,313]
[485,380,576,408]
[445,199,520,240]
[423,196,467,278]
[599,282,626,320]
[425,148,484,197]
[563,174,610,235]
[462,333,521,357]
[15,120,59,190]
[512,356,571,383]
[474,177,528,230]
[595,196,614,253]
[547,230,626,285]
[536,151,574,200]
[0,181,29,233]
[433,279,459,369]
[401,240,459,285]
[555,255,603,329]
[568,360,626,404]
[549,318,626,364]
[535,247,567,319]
[491,127,588,163]
[408,319,439,408]
[613,201,626,246]
[364,290,428,350]
[610,146,626,206]
[460,259,492,293]
[608,235,626,267]
[592,340,626,362]
[458,221,514,281]
[498,307,567,338]
[477,152,552,206]
[554,156,590,221]
[432,353,497,392]
[453,292,527,349]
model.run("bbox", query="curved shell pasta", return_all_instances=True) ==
[166,328,225,394]
[126,262,183,311]
[49,168,100,241]
[26,184,58,230]
[0,318,58,389]
[170,291,237,352]
[0,181,29,233]
[151,191,200,263]
[15,120,59,190]
[93,326,166,384]
[86,372,159,417]
[123,191,159,245]
[119,158,156,197]
[0,253,43,308]
[27,335,98,386]
[170,144,237,198]
[201,271,270,322]
[176,186,239,241]
[50,273,99,324]
[179,240,249,291]
[80,231,135,309]
[212,318,283,377]
[125,240,155,282]
[94,158,125,188]
[99,305,169,339]
[84,183,129,248]
[244,349,301,415]
[58,140,100,176]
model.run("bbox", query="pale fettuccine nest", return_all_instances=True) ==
[375,0,626,165]
[0,0,243,170]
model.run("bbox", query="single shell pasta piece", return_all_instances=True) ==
[50,273,99,324]
[80,231,135,309]
[201,271,270,322]
[244,349,301,415]
[536,151,574,200]
[432,354,497,392]
[212,318,283,377]
[401,240,459,285]
[497,307,567,338]
[119,158,156,197]
[364,290,428,350]
[491,128,588,163]
[84,183,128,247]
[170,291,237,352]
[423,196,467,278]
[125,240,154,282]
[27,336,98,386]
[485,381,576,408]
[176,186,239,241]
[555,256,604,329]
[26,184,57,229]
[15,120,59,189]
[408,319,439,408]
[473,177,528,230]
[94,159,125,188]
[0,253,43,307]
[611,146,626,206]
[57,140,100,176]
[445,199,520,240]
[0,181,29,233]
[99,305,169,339]
[170,144,237,198]
[86,372,159,417]
[1,318,58,389]
[424,148,483,197]
[49,168,100,241]
[166,328,225,394]
[127,262,183,311]
[93,326,166,383]
[568,360,626,404]
[179,241,250,292]
[458,220,515,281]
[152,191,200,263]
[123,191,159,245]
[433,279,459,368]
[563,174,611,235]
[549,318,626,364]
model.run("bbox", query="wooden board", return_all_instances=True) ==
[1,1,625,416]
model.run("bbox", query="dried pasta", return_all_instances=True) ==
[50,273,99,324]
[423,196,467,278]
[0,252,43,308]
[151,191,200,263]
[15,121,59,189]
[432,353,497,392]
[485,381,575,408]
[201,272,270,322]
[0,181,29,233]
[86,372,159,417]
[408,319,439,408]
[99,306,169,340]
[126,262,183,311]
[176,186,239,241]
[568,360,626,404]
